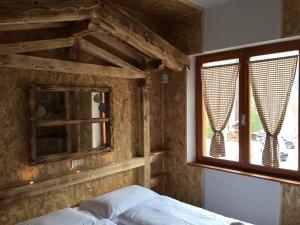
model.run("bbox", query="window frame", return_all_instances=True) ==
[195,40,300,181]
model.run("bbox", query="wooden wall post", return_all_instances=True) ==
[138,78,151,188]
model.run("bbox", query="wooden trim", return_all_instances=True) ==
[31,84,111,92]
[0,157,145,204]
[79,39,144,73]
[36,147,113,164]
[65,92,72,153]
[0,37,75,55]
[35,118,110,127]
[195,39,300,181]
[0,21,71,31]
[142,79,151,188]
[0,54,146,79]
[29,89,37,164]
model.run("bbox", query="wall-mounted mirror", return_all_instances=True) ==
[30,85,113,165]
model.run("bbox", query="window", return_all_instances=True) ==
[196,40,300,180]
[30,85,112,164]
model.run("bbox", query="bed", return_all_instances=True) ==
[17,185,252,225]
[79,185,253,225]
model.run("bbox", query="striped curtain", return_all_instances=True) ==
[201,64,239,157]
[249,56,298,167]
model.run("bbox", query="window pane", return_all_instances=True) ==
[203,59,239,161]
[76,91,109,119]
[36,125,74,157]
[35,91,66,120]
[250,51,299,170]
[80,122,110,150]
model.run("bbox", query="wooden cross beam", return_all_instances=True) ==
[0,0,190,72]
[0,54,146,79]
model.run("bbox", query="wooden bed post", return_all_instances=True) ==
[138,78,151,188]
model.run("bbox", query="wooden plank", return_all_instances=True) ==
[91,1,190,71]
[32,84,111,92]
[150,150,167,163]
[29,89,37,165]
[0,157,145,204]
[0,54,146,79]
[0,1,96,25]
[36,147,113,164]
[79,39,144,73]
[36,118,110,127]
[88,30,152,65]
[142,79,151,188]
[0,21,71,31]
[0,37,75,55]
[64,91,72,153]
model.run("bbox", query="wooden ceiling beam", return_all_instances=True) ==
[0,37,75,55]
[91,1,190,71]
[88,30,152,65]
[0,22,72,32]
[0,54,146,79]
[0,0,190,72]
[0,1,96,25]
[78,38,145,74]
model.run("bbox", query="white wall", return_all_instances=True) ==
[203,0,282,51]
[204,169,282,225]
[186,1,285,224]
[187,56,196,162]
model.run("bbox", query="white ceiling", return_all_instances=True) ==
[186,0,231,8]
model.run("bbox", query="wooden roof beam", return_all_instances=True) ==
[0,0,190,71]
[78,38,146,74]
[0,54,146,79]
[0,37,75,55]
[0,1,97,25]
[87,29,152,65]
[0,21,72,32]
[91,1,190,71]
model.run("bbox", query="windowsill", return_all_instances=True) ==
[188,162,300,186]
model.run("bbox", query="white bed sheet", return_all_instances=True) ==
[116,196,253,225]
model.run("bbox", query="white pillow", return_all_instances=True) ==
[79,185,159,219]
[16,208,98,225]
[95,219,117,225]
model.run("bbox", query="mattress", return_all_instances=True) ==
[116,196,253,225]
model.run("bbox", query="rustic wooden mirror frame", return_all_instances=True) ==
[29,84,113,165]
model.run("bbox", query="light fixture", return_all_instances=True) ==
[29,181,34,184]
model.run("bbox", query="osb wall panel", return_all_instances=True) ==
[163,70,202,206]
[282,183,300,225]
[162,11,202,55]
[0,169,137,225]
[283,0,300,37]
[0,65,162,225]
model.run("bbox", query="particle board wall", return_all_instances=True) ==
[163,69,203,206]
[282,183,300,225]
[162,11,202,55]
[0,55,163,225]
[283,0,300,37]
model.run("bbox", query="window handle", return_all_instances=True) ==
[241,114,246,127]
